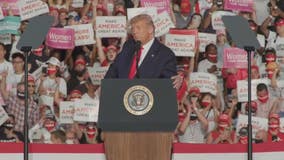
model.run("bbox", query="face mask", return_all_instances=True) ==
[47,68,57,75]
[17,90,25,100]
[265,54,276,63]
[66,139,74,144]
[86,126,96,139]
[3,123,14,130]
[201,101,210,107]
[258,94,269,103]
[239,136,248,144]
[44,120,56,132]
[254,139,263,144]
[208,54,217,62]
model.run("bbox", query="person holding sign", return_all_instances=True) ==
[104,14,182,89]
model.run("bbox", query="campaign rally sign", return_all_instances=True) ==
[0,33,11,45]
[65,23,95,46]
[223,47,249,68]
[127,7,157,21]
[73,99,100,122]
[212,11,236,30]
[140,0,171,14]
[0,105,9,126]
[72,0,84,8]
[46,27,75,49]
[154,11,175,37]
[237,78,270,102]
[19,0,49,21]
[224,0,254,12]
[96,16,127,38]
[198,32,216,52]
[0,0,19,15]
[165,34,195,57]
[169,29,198,47]
[60,101,74,124]
[189,72,218,96]
[280,118,284,133]
[0,7,4,20]
[236,114,268,138]
[0,16,20,35]
[88,66,109,85]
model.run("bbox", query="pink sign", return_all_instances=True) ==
[223,48,253,68]
[0,0,19,15]
[46,27,75,49]
[224,0,253,12]
[140,0,170,14]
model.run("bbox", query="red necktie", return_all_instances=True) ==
[128,47,143,79]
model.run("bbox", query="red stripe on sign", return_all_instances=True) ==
[30,144,105,153]
[173,142,284,153]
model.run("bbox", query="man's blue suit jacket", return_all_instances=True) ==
[104,38,177,79]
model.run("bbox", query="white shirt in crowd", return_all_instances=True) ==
[0,60,14,105]
[178,121,207,144]
[42,77,67,97]
[197,59,216,73]
[6,72,24,95]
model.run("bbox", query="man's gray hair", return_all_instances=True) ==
[130,14,155,31]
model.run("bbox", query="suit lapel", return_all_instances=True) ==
[139,39,160,76]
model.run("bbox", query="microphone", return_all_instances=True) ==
[134,40,142,78]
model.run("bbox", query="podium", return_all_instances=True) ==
[98,79,178,160]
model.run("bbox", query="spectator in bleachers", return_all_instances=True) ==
[178,88,209,143]
[0,114,24,143]
[67,55,89,94]
[39,57,67,99]
[237,127,248,144]
[50,129,66,144]
[6,53,25,96]
[255,83,279,118]
[267,113,284,142]
[206,113,236,144]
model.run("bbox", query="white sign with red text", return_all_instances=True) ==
[59,101,74,124]
[165,34,195,57]
[96,16,127,38]
[154,11,175,37]
[88,66,109,85]
[212,11,236,30]
[189,72,218,95]
[65,24,95,46]
[198,32,216,52]
[18,0,49,21]
[236,114,268,138]
[74,99,99,122]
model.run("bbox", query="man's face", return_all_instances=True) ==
[131,19,154,45]
[0,45,6,60]
[12,57,24,73]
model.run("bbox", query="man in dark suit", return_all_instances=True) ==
[105,14,181,89]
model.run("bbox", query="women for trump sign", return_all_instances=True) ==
[224,0,254,12]
[223,47,250,68]
[46,27,75,49]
